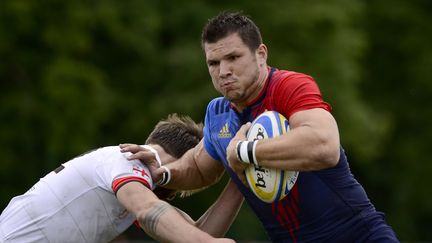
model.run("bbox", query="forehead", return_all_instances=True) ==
[204,33,248,60]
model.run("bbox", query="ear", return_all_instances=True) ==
[256,44,268,66]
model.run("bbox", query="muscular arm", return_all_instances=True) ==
[164,140,225,190]
[257,108,340,170]
[172,180,243,237]
[227,108,340,176]
[116,182,230,243]
[120,141,225,190]
[194,179,244,237]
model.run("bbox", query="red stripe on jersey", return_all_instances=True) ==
[112,176,151,194]
[285,200,300,230]
[290,184,299,215]
[272,183,300,242]
[285,184,299,230]
[277,201,296,232]
[277,211,297,243]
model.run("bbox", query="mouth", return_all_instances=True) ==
[221,80,236,90]
[222,84,235,92]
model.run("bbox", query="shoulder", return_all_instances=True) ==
[267,68,331,116]
[86,146,152,190]
[269,68,324,98]
[206,97,231,116]
[271,69,317,87]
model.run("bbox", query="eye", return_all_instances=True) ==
[208,61,219,67]
[228,55,238,61]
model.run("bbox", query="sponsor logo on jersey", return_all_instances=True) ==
[218,122,232,138]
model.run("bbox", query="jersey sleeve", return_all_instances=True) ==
[111,159,153,195]
[203,99,222,161]
[273,72,331,118]
[95,149,154,195]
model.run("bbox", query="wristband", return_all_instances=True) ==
[235,140,259,166]
[156,166,171,186]
[140,145,162,167]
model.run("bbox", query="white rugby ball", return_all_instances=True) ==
[245,111,299,203]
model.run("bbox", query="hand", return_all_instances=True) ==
[119,143,165,184]
[211,239,236,243]
[226,123,251,184]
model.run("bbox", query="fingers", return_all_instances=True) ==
[229,158,248,185]
[233,122,251,141]
[119,143,158,162]
[148,166,166,183]
[237,171,247,185]
[236,165,248,185]
[119,143,143,153]
[126,150,156,162]
[239,122,251,134]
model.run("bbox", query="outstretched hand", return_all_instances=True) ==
[226,123,251,185]
[119,143,165,184]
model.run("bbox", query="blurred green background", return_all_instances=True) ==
[1,0,431,242]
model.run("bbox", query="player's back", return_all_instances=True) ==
[0,146,139,243]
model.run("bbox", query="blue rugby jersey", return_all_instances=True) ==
[203,68,398,242]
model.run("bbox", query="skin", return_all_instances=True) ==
[205,33,268,111]
[206,33,340,182]
[116,182,235,243]
[121,32,340,188]
[116,144,240,242]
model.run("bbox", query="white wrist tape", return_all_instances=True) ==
[157,166,171,186]
[141,145,170,186]
[235,140,258,166]
[140,145,162,167]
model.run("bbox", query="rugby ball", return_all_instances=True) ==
[245,111,299,203]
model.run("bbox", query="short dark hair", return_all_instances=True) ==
[146,114,203,200]
[146,113,203,159]
[201,11,263,51]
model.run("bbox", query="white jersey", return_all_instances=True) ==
[0,146,153,243]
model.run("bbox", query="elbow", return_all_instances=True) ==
[319,144,340,168]
[312,135,340,169]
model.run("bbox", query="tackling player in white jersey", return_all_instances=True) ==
[0,114,242,243]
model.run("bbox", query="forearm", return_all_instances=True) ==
[163,149,207,189]
[117,182,217,243]
[195,180,244,237]
[119,141,224,190]
[256,126,339,170]
[137,200,214,243]
[256,109,340,171]
[165,143,225,190]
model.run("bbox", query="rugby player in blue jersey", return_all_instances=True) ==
[122,11,399,242]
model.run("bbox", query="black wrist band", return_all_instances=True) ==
[236,140,258,166]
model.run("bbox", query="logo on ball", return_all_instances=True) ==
[245,111,299,203]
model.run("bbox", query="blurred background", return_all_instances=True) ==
[1,0,431,242]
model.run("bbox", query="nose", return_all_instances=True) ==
[219,61,232,79]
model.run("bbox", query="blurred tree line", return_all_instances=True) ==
[1,0,431,241]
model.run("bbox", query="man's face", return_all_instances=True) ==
[204,33,267,105]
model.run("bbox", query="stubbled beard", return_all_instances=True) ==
[225,90,242,103]
[224,69,260,104]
